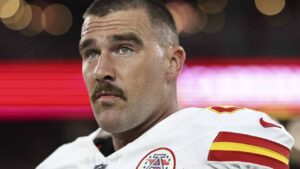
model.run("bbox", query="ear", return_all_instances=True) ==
[166,46,186,80]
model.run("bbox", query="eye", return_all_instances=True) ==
[117,46,133,55]
[85,49,100,59]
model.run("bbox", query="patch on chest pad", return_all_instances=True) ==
[136,147,176,169]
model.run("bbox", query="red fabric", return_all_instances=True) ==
[210,106,241,113]
[213,132,290,157]
[208,150,288,169]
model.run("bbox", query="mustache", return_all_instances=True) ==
[91,81,126,102]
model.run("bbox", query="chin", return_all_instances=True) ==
[94,110,123,132]
[98,117,139,134]
[98,122,128,134]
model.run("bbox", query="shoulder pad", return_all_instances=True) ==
[206,106,294,169]
[36,130,102,169]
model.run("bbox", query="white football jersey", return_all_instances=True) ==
[37,106,294,169]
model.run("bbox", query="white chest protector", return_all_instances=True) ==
[37,107,294,169]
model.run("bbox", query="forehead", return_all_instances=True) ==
[81,8,153,39]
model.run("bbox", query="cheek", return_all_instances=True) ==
[82,64,94,95]
[130,59,164,94]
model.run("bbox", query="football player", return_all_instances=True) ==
[37,0,294,168]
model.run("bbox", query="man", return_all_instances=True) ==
[37,0,294,168]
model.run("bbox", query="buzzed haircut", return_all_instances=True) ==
[83,0,179,45]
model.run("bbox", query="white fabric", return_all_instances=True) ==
[37,107,294,169]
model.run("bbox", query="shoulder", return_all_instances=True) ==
[210,106,294,149]
[36,130,101,169]
[176,106,294,149]
[202,106,294,169]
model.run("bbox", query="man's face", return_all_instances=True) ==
[80,9,170,133]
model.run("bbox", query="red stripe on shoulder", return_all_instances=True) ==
[213,132,290,157]
[208,150,288,169]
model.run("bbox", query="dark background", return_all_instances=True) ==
[0,0,299,168]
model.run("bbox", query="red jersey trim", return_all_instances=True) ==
[213,132,290,157]
[208,150,288,169]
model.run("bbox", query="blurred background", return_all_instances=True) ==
[0,0,299,168]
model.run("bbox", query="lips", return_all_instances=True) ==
[95,91,119,100]
[93,91,119,104]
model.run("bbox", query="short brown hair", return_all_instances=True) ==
[83,0,179,45]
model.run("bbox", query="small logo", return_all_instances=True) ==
[259,117,281,128]
[136,147,176,169]
[94,164,107,169]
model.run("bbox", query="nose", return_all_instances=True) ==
[94,54,116,82]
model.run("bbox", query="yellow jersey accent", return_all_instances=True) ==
[210,142,289,165]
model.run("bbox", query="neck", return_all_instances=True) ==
[111,102,179,151]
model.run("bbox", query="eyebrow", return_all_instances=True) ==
[79,38,96,51]
[109,33,144,46]
[79,33,144,51]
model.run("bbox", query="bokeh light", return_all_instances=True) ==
[2,1,32,30]
[0,0,21,19]
[198,0,228,14]
[202,12,226,34]
[42,4,72,35]
[263,6,291,27]
[255,0,285,16]
[167,1,206,34]
[21,4,43,36]
[166,2,184,33]
[197,0,227,34]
